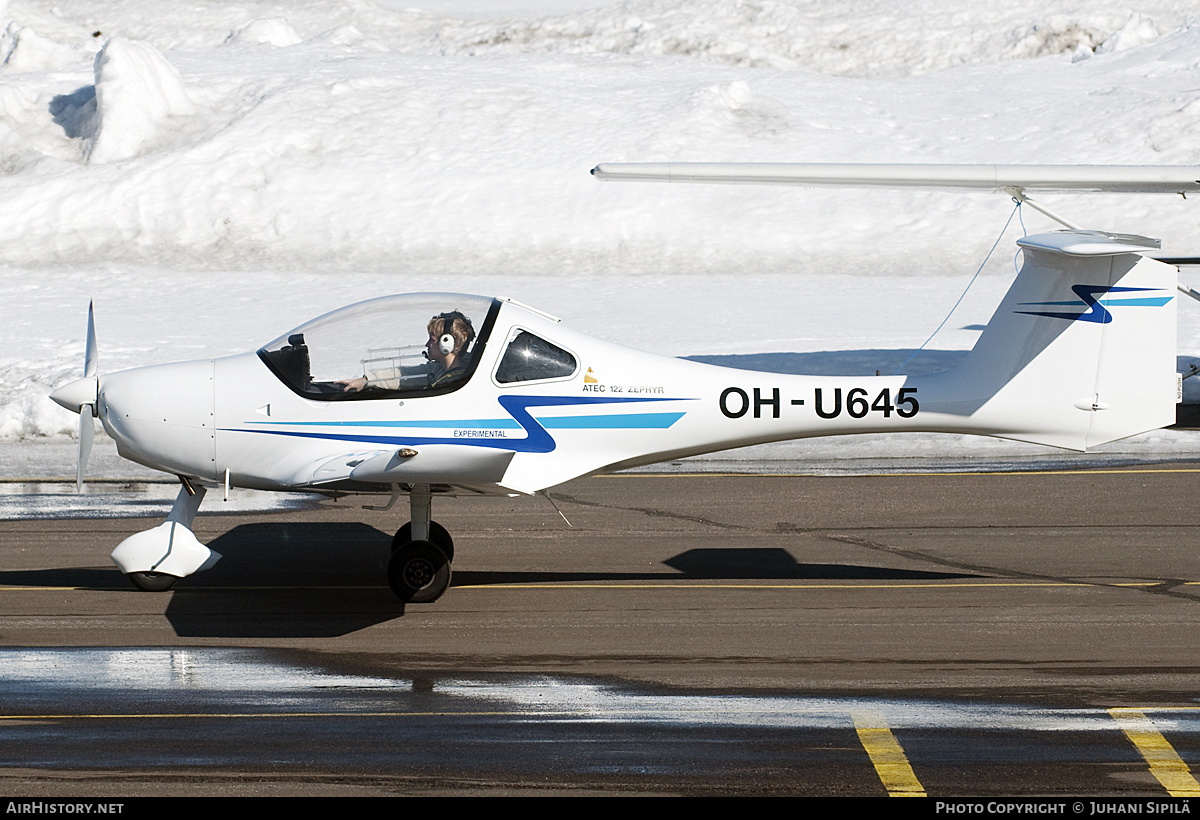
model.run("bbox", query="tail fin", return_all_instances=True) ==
[929,230,1177,450]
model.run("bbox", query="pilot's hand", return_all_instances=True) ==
[337,377,367,392]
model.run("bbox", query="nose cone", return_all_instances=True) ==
[99,359,216,478]
[50,376,98,414]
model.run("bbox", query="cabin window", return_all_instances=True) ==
[495,329,577,384]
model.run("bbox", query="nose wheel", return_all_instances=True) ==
[127,571,179,592]
[388,540,451,603]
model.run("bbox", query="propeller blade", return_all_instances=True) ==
[48,302,101,491]
[77,404,94,492]
[84,300,97,378]
[77,303,97,491]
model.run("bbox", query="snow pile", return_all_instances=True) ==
[1092,10,1163,55]
[1,22,88,72]
[83,38,196,163]
[224,18,302,48]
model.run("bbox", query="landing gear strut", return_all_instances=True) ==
[387,483,454,603]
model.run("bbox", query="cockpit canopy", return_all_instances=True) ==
[258,293,500,400]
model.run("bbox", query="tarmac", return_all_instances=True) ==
[1,467,1198,796]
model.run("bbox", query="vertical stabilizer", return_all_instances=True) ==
[936,231,1176,449]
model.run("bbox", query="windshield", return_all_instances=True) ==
[258,293,500,401]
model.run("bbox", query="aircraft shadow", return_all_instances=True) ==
[7,525,981,639]
[0,567,130,589]
[667,547,975,580]
[453,547,979,586]
[163,521,396,638]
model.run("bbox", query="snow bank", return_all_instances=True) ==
[6,0,1191,76]
[5,19,1200,272]
[434,0,1159,76]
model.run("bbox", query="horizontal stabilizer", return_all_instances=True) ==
[1016,231,1161,256]
[591,163,1200,194]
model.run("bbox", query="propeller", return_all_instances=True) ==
[49,302,98,492]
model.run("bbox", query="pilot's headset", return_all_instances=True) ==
[435,311,472,355]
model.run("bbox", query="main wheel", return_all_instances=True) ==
[393,521,454,562]
[388,540,451,603]
[127,571,179,592]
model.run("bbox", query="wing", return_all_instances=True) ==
[590,163,1200,194]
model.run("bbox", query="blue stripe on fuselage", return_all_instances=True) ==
[228,395,692,454]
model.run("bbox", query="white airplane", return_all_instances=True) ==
[49,163,1198,603]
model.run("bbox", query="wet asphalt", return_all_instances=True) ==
[1,469,1199,796]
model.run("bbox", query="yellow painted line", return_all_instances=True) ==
[7,580,1196,592]
[852,710,926,797]
[1109,709,1200,797]
[0,586,93,591]
[603,468,1200,478]
[0,585,374,592]
[0,710,581,720]
[455,581,1198,591]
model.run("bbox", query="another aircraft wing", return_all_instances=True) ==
[590,163,1200,194]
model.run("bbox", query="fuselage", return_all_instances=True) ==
[91,292,1015,497]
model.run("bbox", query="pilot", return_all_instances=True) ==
[339,311,475,392]
[425,311,475,387]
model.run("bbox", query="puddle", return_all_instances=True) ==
[0,482,319,520]
[3,648,1195,732]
